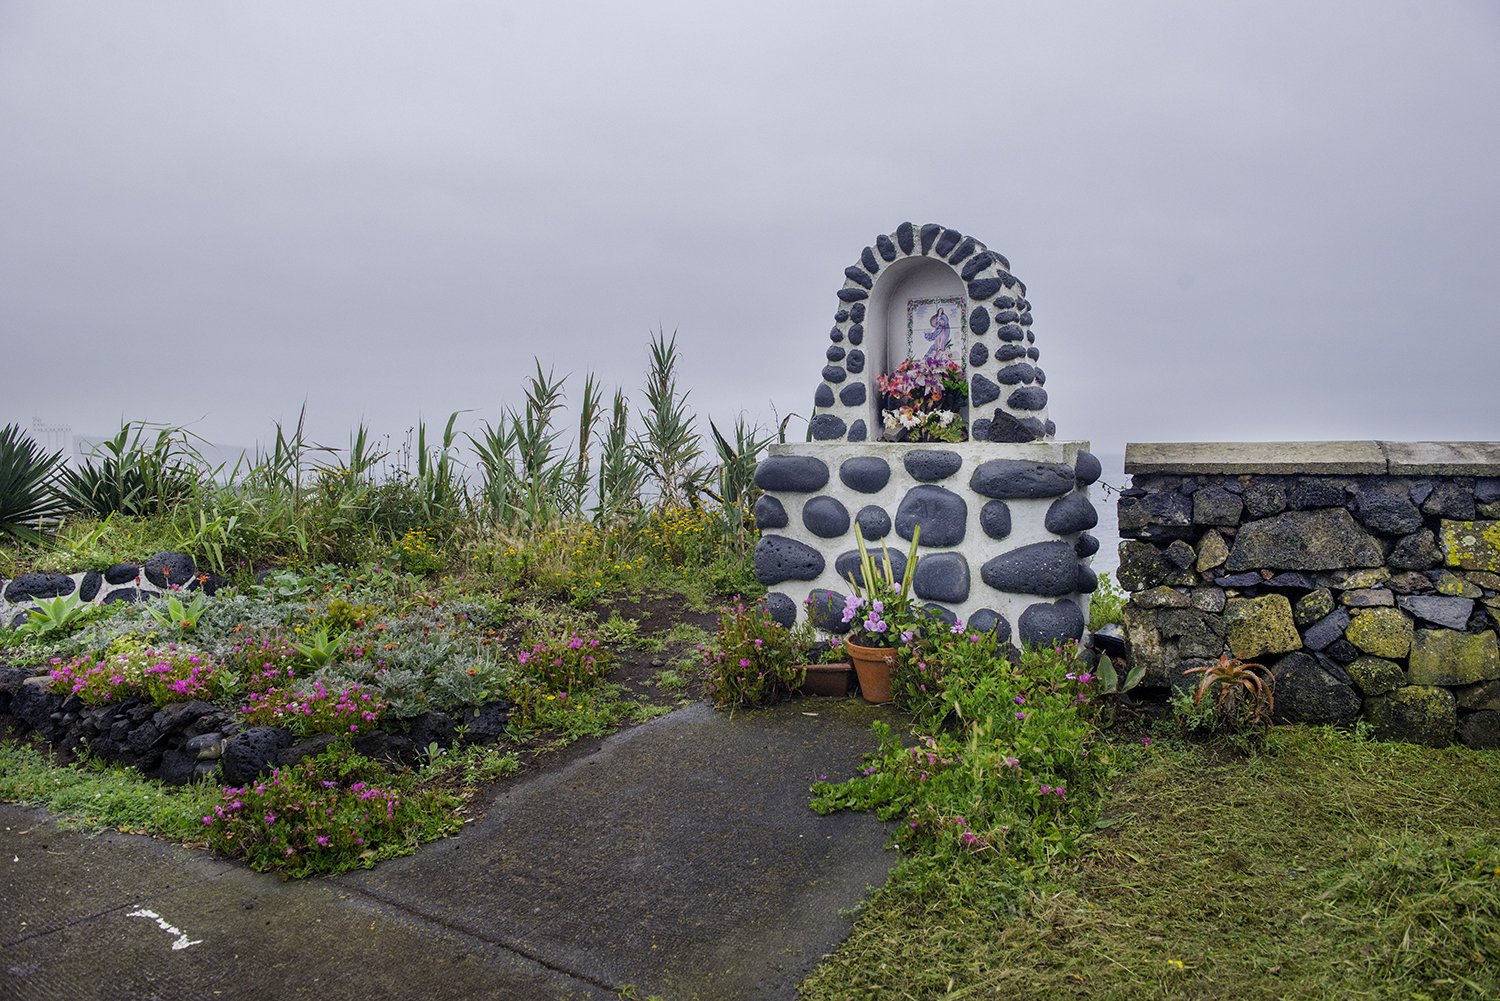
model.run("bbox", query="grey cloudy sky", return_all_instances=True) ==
[3,1,1498,486]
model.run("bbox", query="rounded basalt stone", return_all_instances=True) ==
[753,494,788,530]
[103,587,145,605]
[921,604,958,627]
[919,223,942,253]
[835,309,850,323]
[860,246,880,273]
[895,485,968,547]
[947,236,976,264]
[829,325,844,343]
[809,414,848,441]
[855,505,892,540]
[971,418,991,440]
[220,726,294,785]
[190,572,230,596]
[1076,564,1099,593]
[79,571,102,603]
[754,535,826,584]
[997,344,1027,361]
[967,277,1003,300]
[827,345,845,362]
[850,302,865,322]
[993,310,1020,325]
[1045,492,1099,534]
[5,572,76,603]
[764,592,797,629]
[839,382,866,406]
[969,306,990,335]
[980,500,1013,540]
[1075,532,1100,558]
[969,343,989,367]
[1074,451,1102,485]
[10,609,32,629]
[835,549,908,589]
[821,365,847,383]
[814,384,835,407]
[966,608,1012,643]
[876,234,897,261]
[903,449,962,482]
[934,228,961,257]
[1007,386,1048,411]
[961,253,993,280]
[757,456,830,492]
[1018,599,1086,646]
[802,495,851,538]
[806,589,851,634]
[970,374,1000,406]
[981,541,1080,597]
[845,349,865,374]
[145,552,196,589]
[1044,420,1056,438]
[836,288,868,303]
[849,420,868,442]
[848,324,864,345]
[839,456,890,493]
[997,324,1026,342]
[913,552,970,604]
[997,363,1035,385]
[1027,346,1040,360]
[104,563,140,585]
[971,459,1074,499]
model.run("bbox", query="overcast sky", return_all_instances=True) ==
[3,1,1498,493]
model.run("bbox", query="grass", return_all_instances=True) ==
[800,725,1500,1001]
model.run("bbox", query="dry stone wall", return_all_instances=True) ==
[1117,441,1500,749]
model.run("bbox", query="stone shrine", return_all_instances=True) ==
[753,223,1099,646]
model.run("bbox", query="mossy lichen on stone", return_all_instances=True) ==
[1223,594,1301,660]
[1440,519,1500,572]
[1407,629,1499,686]
[1344,607,1413,660]
[1366,685,1457,747]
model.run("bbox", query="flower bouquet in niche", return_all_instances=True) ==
[876,354,968,443]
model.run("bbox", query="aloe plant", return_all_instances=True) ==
[0,423,67,544]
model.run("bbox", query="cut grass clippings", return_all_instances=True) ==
[800,725,1500,1001]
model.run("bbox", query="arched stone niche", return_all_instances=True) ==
[810,222,1055,445]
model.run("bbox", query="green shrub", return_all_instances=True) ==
[701,598,803,708]
[1088,571,1126,630]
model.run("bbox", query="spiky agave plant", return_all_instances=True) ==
[0,423,67,544]
[1182,654,1276,730]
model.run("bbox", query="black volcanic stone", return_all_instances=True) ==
[1075,533,1100,558]
[1046,492,1099,534]
[997,363,1034,385]
[855,505,891,540]
[764,592,797,629]
[5,572,75,602]
[1007,386,1048,411]
[876,234,897,261]
[821,365,846,383]
[914,552,970,603]
[971,459,1074,499]
[920,223,942,253]
[827,345,845,362]
[1019,311,1034,327]
[965,308,989,341]
[970,343,989,366]
[1389,530,1442,570]
[1035,368,1046,385]
[836,288,868,302]
[1420,481,1474,519]
[921,604,958,627]
[834,309,849,323]
[993,295,1016,310]
[221,726,293,785]
[984,410,1040,443]
[904,449,962,482]
[835,549,908,589]
[847,324,864,345]
[1354,486,1423,535]
[843,266,872,289]
[839,457,890,493]
[897,222,915,252]
[895,485,968,546]
[756,455,830,492]
[961,253,994,281]
[966,608,1012,643]
[753,495,788,530]
[934,228,960,257]
[1026,346,1040,360]
[997,324,1026,342]
[849,420,868,442]
[967,277,1002,300]
[754,535,826,584]
[970,419,991,440]
[861,246,880,273]
[806,589,851,634]
[1214,572,1263,588]
[1076,564,1098,593]
[850,302,865,322]
[839,382,866,406]
[79,571,102,603]
[1243,480,1287,517]
[803,496,851,538]
[993,310,1020,325]
[145,552,196,589]
[815,384,834,407]
[996,344,1026,361]
[1043,420,1056,438]
[982,542,1081,597]
[1476,478,1500,504]
[1192,486,1244,526]
[809,414,848,441]
[947,236,976,264]
[980,500,1013,540]
[103,587,145,605]
[1287,477,1347,509]
[104,563,140,585]
[1302,608,1351,650]
[829,325,843,343]
[1019,599,1086,646]
[1272,653,1361,726]
[970,374,1000,405]
[1397,594,1474,630]
[1265,572,1316,591]
[846,349,865,374]
[1074,451,1101,485]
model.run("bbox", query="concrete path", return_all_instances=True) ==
[1,701,899,1001]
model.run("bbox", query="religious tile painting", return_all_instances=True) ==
[905,296,967,368]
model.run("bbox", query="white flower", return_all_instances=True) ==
[936,410,957,426]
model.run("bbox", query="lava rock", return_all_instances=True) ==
[1192,487,1244,527]
[821,365,847,384]
[981,542,1080,597]
[1242,481,1287,517]
[1006,386,1047,411]
[753,495,788,530]
[1421,481,1475,520]
[754,536,826,584]
[1045,492,1099,534]
[1018,599,1085,646]
[1397,594,1475,630]
[970,459,1074,499]
[912,552,970,604]
[1286,478,1348,510]
[802,496,851,538]
[966,608,1012,643]
[982,410,1040,443]
[1366,686,1457,747]
[79,571,102,602]
[809,414,848,441]
[764,592,797,629]
[144,552,196,589]
[1074,451,1101,486]
[1303,610,1353,652]
[806,589,851,634]
[408,711,457,751]
[156,749,202,786]
[1076,533,1100,558]
[896,222,915,253]
[4,572,75,602]
[353,730,416,766]
[903,449,962,482]
[102,588,145,605]
[855,505,892,540]
[1224,595,1301,659]
[1408,629,1499,686]
[814,384,835,407]
[104,564,140,585]
[1353,486,1424,536]
[1345,607,1414,659]
[980,500,1012,540]
[1271,652,1361,726]
[920,223,942,253]
[843,265,872,289]
[1459,711,1500,750]
[1224,509,1383,571]
[849,420,868,441]
[845,349,865,375]
[895,485,968,546]
[455,700,513,745]
[826,345,846,362]
[839,382,867,406]
[756,456,830,492]
[996,363,1035,385]
[1390,531,1443,570]
[876,234,897,261]
[969,306,990,335]
[220,726,294,785]
[970,374,1000,406]
[848,324,864,345]
[1346,656,1404,697]
[839,456,890,493]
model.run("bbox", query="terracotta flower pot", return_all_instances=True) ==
[846,640,897,704]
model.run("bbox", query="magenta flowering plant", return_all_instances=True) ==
[240,679,387,736]
[515,629,614,694]
[49,641,220,707]
[701,597,803,709]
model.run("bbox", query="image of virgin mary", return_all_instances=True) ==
[923,307,951,358]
